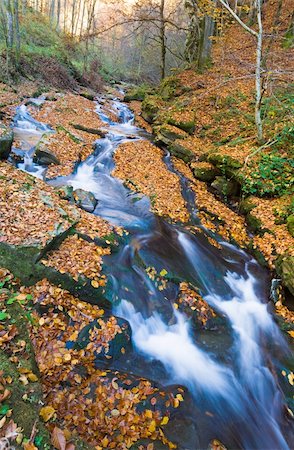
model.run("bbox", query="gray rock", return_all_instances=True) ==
[0,126,14,160]
[73,188,97,213]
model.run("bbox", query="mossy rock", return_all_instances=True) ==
[211,176,239,197]
[167,118,195,134]
[246,211,263,233]
[193,165,218,182]
[287,215,294,237]
[141,95,162,123]
[159,76,180,100]
[153,125,186,146]
[239,197,257,214]
[0,125,14,160]
[70,123,106,137]
[276,255,294,296]
[206,153,242,170]
[169,143,194,163]
[0,242,111,309]
[124,85,152,102]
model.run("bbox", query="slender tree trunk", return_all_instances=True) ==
[255,0,263,141]
[159,0,166,80]
[14,0,21,65]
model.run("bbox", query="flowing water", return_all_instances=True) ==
[12,96,293,449]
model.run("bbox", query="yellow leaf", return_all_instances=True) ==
[160,269,168,277]
[27,373,38,382]
[176,393,184,402]
[145,409,153,419]
[287,330,294,338]
[40,406,56,422]
[160,416,169,425]
[148,420,156,433]
[91,280,99,288]
[101,437,109,447]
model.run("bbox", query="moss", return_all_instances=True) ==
[287,215,294,237]
[0,242,111,309]
[153,125,185,146]
[168,143,194,163]
[167,118,195,134]
[124,84,152,102]
[276,255,294,296]
[206,153,242,170]
[193,166,218,182]
[141,95,162,123]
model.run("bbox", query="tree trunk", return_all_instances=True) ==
[255,0,263,142]
[159,0,166,80]
[14,0,21,65]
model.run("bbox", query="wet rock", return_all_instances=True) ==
[211,176,239,197]
[74,315,132,362]
[164,415,199,450]
[34,145,60,165]
[0,126,13,160]
[70,123,106,137]
[169,143,194,163]
[276,255,294,296]
[130,440,168,449]
[73,188,97,213]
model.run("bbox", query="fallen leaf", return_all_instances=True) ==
[40,406,56,422]
[51,426,66,450]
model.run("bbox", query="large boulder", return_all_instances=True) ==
[211,176,240,197]
[192,162,219,182]
[276,255,294,296]
[141,95,162,123]
[73,188,97,213]
[0,125,13,160]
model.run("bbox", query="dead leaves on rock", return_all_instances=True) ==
[113,141,189,223]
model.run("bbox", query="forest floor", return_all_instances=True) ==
[0,0,293,446]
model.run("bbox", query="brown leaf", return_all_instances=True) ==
[51,426,66,450]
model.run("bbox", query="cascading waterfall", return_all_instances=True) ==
[11,103,53,178]
[13,94,293,449]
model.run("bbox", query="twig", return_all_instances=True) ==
[244,138,278,166]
